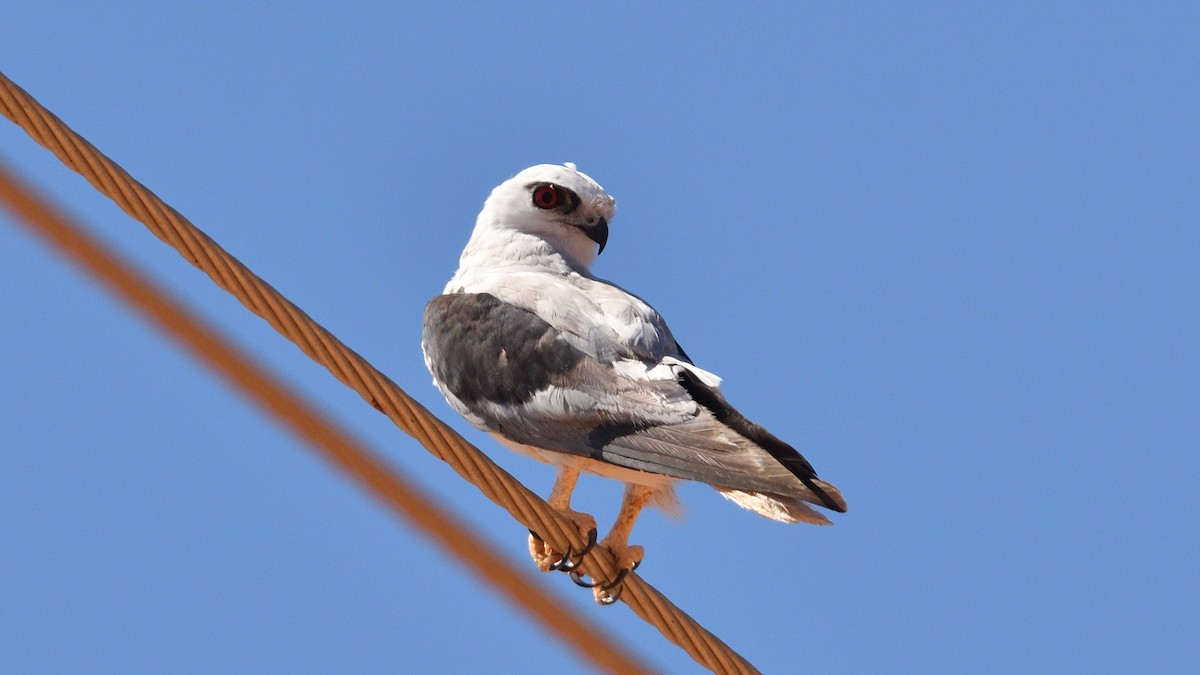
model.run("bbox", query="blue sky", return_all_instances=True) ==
[2,3,1197,673]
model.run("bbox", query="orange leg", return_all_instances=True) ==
[528,466,597,572]
[588,483,653,604]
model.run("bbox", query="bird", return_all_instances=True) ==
[422,163,846,601]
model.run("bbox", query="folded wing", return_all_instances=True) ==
[423,292,847,522]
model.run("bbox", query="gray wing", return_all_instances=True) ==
[457,270,688,365]
[422,292,845,512]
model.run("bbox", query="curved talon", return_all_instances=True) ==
[569,570,601,588]
[569,562,635,591]
[528,529,569,571]
[553,527,597,572]
[547,544,575,571]
[578,527,598,558]
[531,528,599,572]
[597,583,624,605]
[601,566,631,591]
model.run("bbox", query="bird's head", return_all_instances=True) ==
[476,163,616,270]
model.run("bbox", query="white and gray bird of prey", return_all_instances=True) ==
[422,163,846,599]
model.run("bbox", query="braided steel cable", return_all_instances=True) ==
[0,158,653,675]
[0,70,760,675]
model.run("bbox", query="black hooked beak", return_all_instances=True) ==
[584,215,609,255]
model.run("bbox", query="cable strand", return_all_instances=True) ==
[0,69,760,675]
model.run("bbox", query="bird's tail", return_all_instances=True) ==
[716,479,847,525]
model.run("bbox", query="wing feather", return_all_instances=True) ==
[423,291,845,514]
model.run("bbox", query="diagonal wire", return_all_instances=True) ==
[0,157,654,675]
[0,69,760,675]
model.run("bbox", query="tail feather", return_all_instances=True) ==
[716,480,847,525]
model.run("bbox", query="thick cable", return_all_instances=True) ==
[0,70,760,675]
[0,157,655,675]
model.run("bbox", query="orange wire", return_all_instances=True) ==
[0,157,655,675]
[0,68,761,674]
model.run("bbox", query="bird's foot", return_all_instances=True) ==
[528,509,597,573]
[570,543,643,606]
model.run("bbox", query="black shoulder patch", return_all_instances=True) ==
[423,293,583,406]
[676,368,847,513]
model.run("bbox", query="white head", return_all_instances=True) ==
[468,163,617,272]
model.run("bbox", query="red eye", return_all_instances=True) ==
[532,184,561,210]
